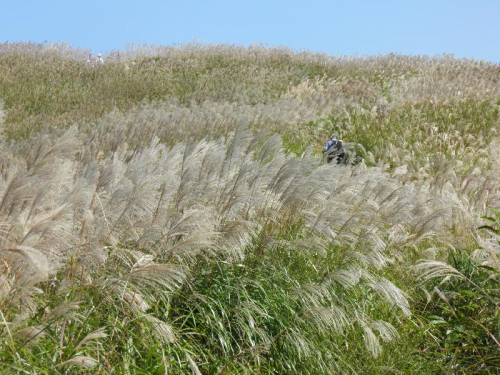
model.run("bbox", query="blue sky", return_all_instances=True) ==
[1,0,499,62]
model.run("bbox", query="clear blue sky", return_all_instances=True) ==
[1,0,499,62]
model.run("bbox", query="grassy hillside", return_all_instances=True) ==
[0,42,499,374]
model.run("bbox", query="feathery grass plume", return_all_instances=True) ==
[370,320,399,343]
[413,260,466,283]
[57,356,99,369]
[125,263,186,292]
[40,301,80,324]
[144,315,176,344]
[0,312,29,339]
[361,323,382,358]
[12,326,46,343]
[75,327,107,349]
[307,306,349,333]
[118,288,151,313]
[365,276,411,317]
[185,352,202,375]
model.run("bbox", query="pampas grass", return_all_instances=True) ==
[0,42,499,373]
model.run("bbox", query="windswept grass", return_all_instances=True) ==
[0,43,499,373]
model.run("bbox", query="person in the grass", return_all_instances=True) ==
[322,134,345,164]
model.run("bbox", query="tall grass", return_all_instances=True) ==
[0,43,499,373]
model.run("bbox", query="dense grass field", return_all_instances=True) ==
[0,42,500,374]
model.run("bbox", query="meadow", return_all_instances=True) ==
[0,42,499,374]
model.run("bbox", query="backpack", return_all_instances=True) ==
[326,139,343,155]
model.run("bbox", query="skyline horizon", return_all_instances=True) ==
[4,40,499,64]
[2,1,499,63]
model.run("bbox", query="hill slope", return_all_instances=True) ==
[0,43,500,374]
